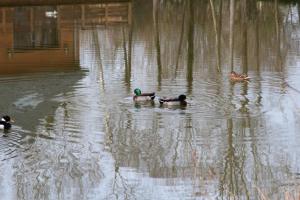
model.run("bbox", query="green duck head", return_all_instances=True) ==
[134,88,142,96]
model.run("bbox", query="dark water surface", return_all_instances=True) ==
[1,1,300,199]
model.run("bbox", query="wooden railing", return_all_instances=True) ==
[0,0,131,7]
[0,2,132,32]
[58,3,132,28]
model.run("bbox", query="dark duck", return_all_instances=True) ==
[0,115,13,130]
[159,95,187,106]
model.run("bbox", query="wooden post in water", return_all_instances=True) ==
[218,0,223,72]
[122,27,130,92]
[241,0,248,74]
[187,0,194,94]
[229,0,235,72]
[127,11,133,87]
[153,0,162,90]
[175,1,186,76]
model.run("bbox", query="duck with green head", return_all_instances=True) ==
[159,94,187,106]
[133,88,155,102]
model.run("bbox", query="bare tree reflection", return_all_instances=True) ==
[92,24,105,91]
[219,118,250,200]
[229,0,235,71]
[153,0,162,90]
[15,105,104,199]
[241,0,248,74]
[175,2,186,77]
[275,0,283,71]
[298,3,300,24]
[209,0,222,72]
[255,2,260,72]
[122,23,133,93]
[187,0,194,94]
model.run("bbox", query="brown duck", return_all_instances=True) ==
[230,71,250,82]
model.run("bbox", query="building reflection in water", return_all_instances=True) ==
[0,2,131,74]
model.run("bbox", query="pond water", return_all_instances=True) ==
[1,0,300,199]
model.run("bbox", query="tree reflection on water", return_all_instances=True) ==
[0,0,300,199]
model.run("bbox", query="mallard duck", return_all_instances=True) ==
[0,115,13,130]
[159,94,187,106]
[230,71,250,81]
[133,88,155,102]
